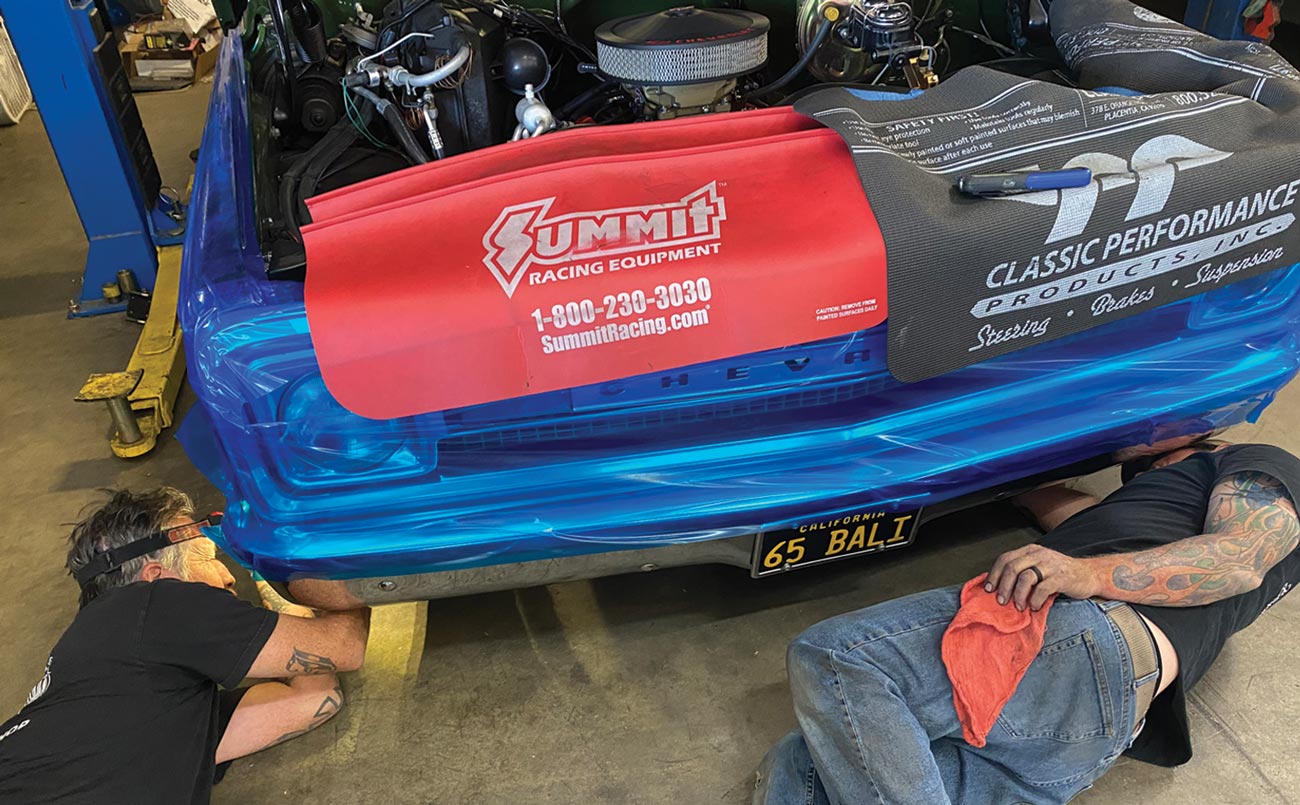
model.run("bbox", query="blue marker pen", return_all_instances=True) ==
[958,168,1093,197]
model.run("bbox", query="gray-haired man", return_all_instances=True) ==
[0,489,370,803]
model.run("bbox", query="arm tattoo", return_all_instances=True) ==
[1103,472,1300,607]
[256,582,297,615]
[313,688,343,719]
[286,648,337,675]
[255,581,317,618]
[268,686,343,748]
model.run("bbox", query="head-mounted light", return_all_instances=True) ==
[72,514,223,589]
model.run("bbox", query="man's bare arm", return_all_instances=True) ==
[245,607,371,679]
[214,675,344,763]
[216,582,365,762]
[1084,472,1299,606]
[1014,485,1101,531]
[988,471,1298,610]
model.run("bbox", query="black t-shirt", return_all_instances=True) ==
[1040,444,1300,767]
[0,579,277,803]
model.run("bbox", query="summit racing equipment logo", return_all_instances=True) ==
[482,183,727,297]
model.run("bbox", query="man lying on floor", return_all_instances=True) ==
[754,439,1300,805]
[0,489,371,804]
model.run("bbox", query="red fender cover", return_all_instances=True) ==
[309,107,822,222]
[303,115,887,419]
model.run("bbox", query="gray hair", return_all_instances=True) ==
[66,488,197,608]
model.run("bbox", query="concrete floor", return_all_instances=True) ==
[4,85,1300,805]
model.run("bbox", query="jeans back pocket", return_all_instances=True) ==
[996,630,1114,743]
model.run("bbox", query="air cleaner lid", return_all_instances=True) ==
[595,7,770,50]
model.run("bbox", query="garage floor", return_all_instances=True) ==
[4,85,1300,805]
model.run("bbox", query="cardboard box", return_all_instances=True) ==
[120,14,221,84]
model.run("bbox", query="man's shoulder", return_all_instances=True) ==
[145,578,265,614]
[1215,443,1300,482]
[69,582,188,638]
[85,580,258,624]
[80,580,154,613]
[86,579,212,606]
[1219,442,1299,462]
[150,577,222,596]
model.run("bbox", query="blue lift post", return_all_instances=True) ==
[0,0,185,317]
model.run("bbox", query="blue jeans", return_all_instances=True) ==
[755,585,1150,805]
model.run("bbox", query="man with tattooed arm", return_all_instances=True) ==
[0,489,371,803]
[756,440,1300,804]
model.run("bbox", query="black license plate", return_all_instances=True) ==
[751,507,923,577]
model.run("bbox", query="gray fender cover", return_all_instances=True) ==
[794,0,1300,383]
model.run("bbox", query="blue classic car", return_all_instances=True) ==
[178,0,1300,604]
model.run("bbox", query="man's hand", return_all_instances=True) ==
[987,544,1103,611]
[255,577,318,619]
[989,471,1297,612]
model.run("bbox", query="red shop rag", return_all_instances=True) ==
[941,573,1055,747]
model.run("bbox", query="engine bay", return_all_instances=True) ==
[248,0,1061,278]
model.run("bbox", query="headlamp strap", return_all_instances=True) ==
[72,514,224,589]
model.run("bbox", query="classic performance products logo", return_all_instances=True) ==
[970,135,1300,321]
[1002,135,1233,245]
[482,183,727,297]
